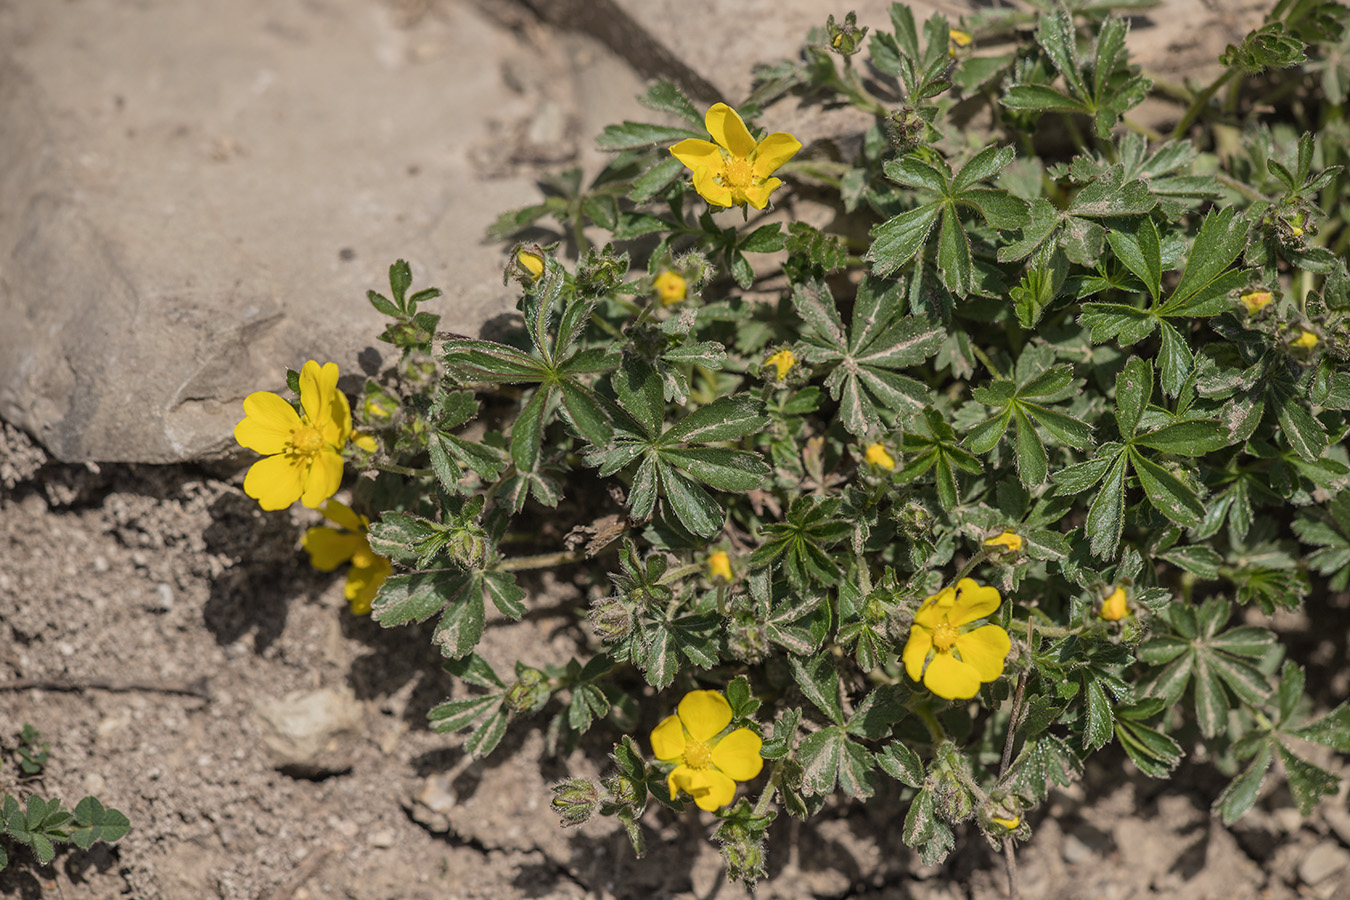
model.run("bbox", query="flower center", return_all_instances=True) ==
[932,622,960,653]
[684,740,713,770]
[291,424,325,456]
[719,155,756,193]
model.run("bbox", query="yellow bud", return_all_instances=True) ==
[1292,330,1319,349]
[1290,225,1305,237]
[990,814,1020,830]
[707,550,733,582]
[984,530,1023,553]
[865,442,896,471]
[351,431,379,453]
[517,249,545,279]
[948,29,972,57]
[766,349,796,381]
[1099,586,1129,621]
[653,270,688,305]
[1239,290,1272,315]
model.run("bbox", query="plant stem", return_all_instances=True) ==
[951,549,990,585]
[999,667,1030,778]
[1171,69,1236,140]
[376,462,434,478]
[751,763,784,817]
[1004,837,1021,900]
[658,562,704,585]
[910,703,947,745]
[496,550,585,572]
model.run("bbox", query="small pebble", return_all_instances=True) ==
[368,828,396,848]
[1300,842,1350,885]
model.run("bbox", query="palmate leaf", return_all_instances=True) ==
[898,408,983,510]
[1080,208,1250,396]
[1002,12,1150,138]
[965,363,1091,486]
[794,277,945,435]
[371,567,524,659]
[1293,492,1350,589]
[999,165,1158,267]
[868,146,1029,295]
[1137,598,1273,738]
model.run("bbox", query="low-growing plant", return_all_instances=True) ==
[1,726,130,872]
[233,0,1350,891]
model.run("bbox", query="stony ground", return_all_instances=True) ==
[3,424,1350,900]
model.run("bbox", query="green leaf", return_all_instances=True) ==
[1166,207,1249,313]
[797,727,876,798]
[1114,357,1152,440]
[1130,449,1204,527]
[868,202,943,276]
[657,460,725,539]
[876,741,925,788]
[1086,452,1129,557]
[1107,219,1161,302]
[1276,744,1340,814]
[789,653,845,724]
[1215,740,1274,824]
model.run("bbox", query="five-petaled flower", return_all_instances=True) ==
[302,500,391,616]
[650,690,763,811]
[903,578,1011,700]
[670,103,801,210]
[234,360,351,511]
[865,442,896,470]
[653,270,688,305]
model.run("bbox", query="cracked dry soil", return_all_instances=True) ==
[1,418,1349,900]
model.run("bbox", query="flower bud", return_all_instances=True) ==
[1099,586,1130,621]
[603,772,645,807]
[707,550,734,582]
[653,270,688,306]
[1239,290,1273,315]
[551,778,601,827]
[826,12,868,56]
[885,106,928,152]
[984,530,1023,555]
[588,594,635,642]
[765,348,796,381]
[505,666,550,715]
[517,247,545,279]
[948,29,973,57]
[865,442,896,471]
[1291,329,1319,350]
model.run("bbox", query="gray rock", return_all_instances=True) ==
[252,687,365,776]
[0,0,645,463]
[1301,842,1350,886]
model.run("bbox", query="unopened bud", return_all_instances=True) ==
[505,666,550,715]
[551,778,601,827]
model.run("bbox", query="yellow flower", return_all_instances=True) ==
[903,578,1012,700]
[984,530,1022,553]
[301,500,391,615]
[1239,290,1273,315]
[517,248,545,279]
[670,103,801,210]
[234,361,351,511]
[650,690,763,811]
[949,29,973,56]
[654,270,688,305]
[1099,586,1129,621]
[708,550,733,582]
[865,442,896,470]
[1292,330,1319,349]
[765,348,796,380]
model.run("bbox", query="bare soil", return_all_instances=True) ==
[2,420,1349,900]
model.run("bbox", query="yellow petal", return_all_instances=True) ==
[677,690,732,742]
[678,767,738,811]
[902,626,933,682]
[650,714,687,762]
[670,138,721,171]
[753,133,801,177]
[324,388,352,447]
[692,166,735,207]
[1100,586,1129,621]
[923,653,982,700]
[346,556,390,615]
[707,550,733,582]
[298,360,337,425]
[321,499,365,533]
[243,453,305,511]
[742,177,780,210]
[668,766,689,802]
[301,526,363,571]
[710,728,764,782]
[947,578,1001,626]
[984,530,1022,552]
[517,249,545,278]
[705,103,755,159]
[953,624,1011,682]
[913,585,957,629]
[235,391,301,454]
[299,448,344,509]
[865,443,895,470]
